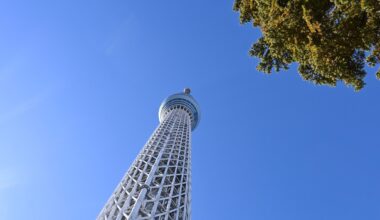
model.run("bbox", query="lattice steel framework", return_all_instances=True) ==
[98,89,200,220]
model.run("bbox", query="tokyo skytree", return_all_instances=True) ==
[97,88,200,220]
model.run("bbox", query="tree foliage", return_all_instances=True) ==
[234,0,380,90]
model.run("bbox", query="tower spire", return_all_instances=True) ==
[183,88,191,95]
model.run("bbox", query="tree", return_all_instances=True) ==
[234,0,380,91]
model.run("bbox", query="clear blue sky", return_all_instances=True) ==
[1,1,379,219]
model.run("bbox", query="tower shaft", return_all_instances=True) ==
[98,108,192,220]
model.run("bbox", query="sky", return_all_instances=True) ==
[0,0,379,219]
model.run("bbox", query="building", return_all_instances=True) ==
[97,88,200,220]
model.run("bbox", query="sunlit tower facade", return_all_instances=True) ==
[98,88,200,220]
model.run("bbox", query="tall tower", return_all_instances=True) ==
[98,89,200,220]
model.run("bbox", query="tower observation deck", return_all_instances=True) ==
[98,89,200,220]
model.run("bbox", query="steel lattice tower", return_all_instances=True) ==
[98,88,200,220]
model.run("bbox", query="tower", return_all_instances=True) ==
[98,89,200,220]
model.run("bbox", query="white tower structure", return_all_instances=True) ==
[98,89,200,220]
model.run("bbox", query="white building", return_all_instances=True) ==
[98,88,200,220]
